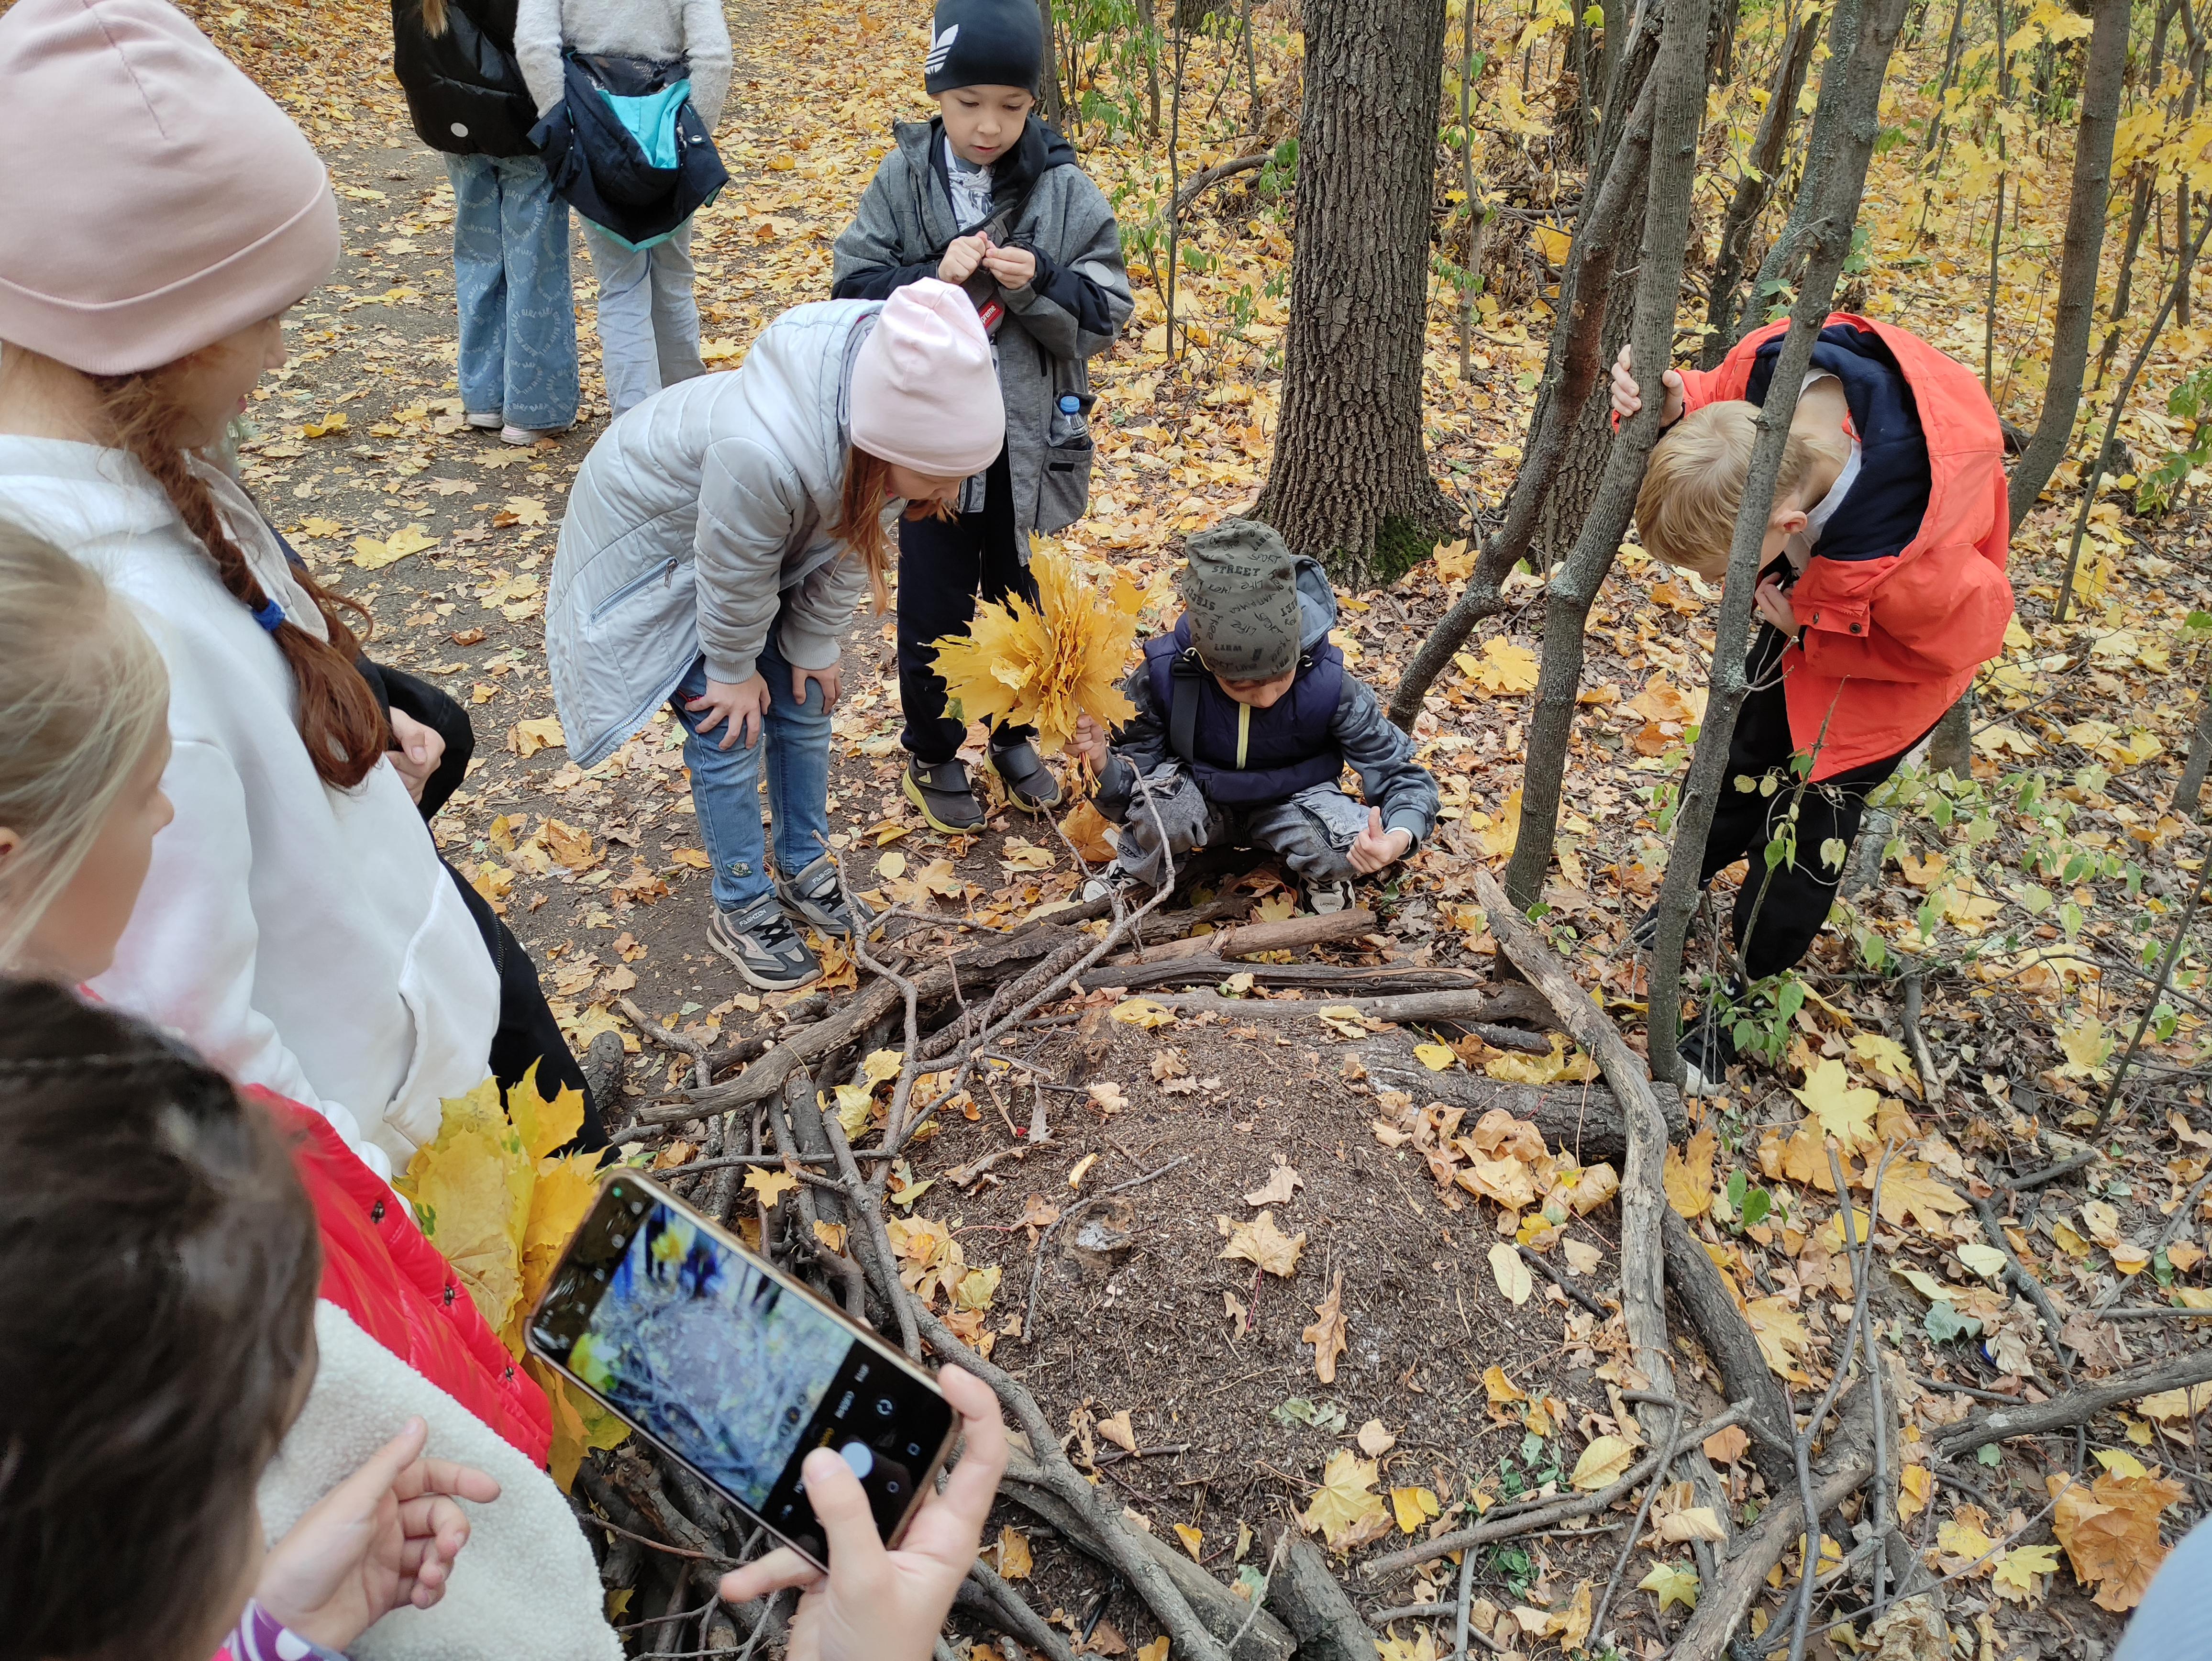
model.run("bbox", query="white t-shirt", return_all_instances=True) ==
[944,135,994,230]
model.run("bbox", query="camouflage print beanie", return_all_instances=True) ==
[1179,519,1300,680]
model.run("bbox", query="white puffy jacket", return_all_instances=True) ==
[545,299,881,767]
[0,437,500,1178]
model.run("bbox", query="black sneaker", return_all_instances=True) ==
[707,894,821,991]
[1678,1005,1738,1097]
[987,737,1062,812]
[774,853,871,940]
[1631,904,1662,950]
[903,757,985,833]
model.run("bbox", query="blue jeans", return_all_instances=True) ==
[583,219,705,417]
[671,630,832,913]
[444,154,579,431]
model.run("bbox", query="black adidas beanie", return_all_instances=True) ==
[925,0,1045,95]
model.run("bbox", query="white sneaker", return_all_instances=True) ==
[1082,863,1152,904]
[1303,879,1355,915]
[464,410,502,429]
[500,423,562,446]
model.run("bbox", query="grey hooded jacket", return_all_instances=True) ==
[545,300,881,768]
[1093,557,1441,848]
[830,117,1131,542]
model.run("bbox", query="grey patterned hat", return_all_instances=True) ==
[1180,519,1300,680]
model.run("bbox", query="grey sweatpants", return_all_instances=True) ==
[1111,763,1370,888]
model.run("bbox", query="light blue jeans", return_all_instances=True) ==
[444,154,579,432]
[670,627,832,913]
[583,218,706,417]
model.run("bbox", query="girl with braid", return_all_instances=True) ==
[0,0,600,1178]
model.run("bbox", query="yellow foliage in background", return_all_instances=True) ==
[397,1068,629,1487]
[929,551,1140,755]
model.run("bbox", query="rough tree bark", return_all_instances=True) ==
[2006,0,2133,526]
[1251,0,1454,587]
[1699,6,1822,367]
[1505,0,1714,908]
[1646,0,1912,1085]
[1385,19,1665,729]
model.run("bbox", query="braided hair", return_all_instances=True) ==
[91,369,389,790]
[0,980,320,1661]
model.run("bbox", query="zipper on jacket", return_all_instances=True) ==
[1236,702,1250,769]
[588,557,681,623]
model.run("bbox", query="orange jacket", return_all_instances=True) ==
[259,1090,553,1463]
[1674,314,2014,778]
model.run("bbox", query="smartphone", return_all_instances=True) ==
[526,1172,957,1568]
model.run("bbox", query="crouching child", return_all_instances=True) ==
[1068,520,1438,913]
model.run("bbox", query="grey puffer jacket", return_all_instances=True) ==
[830,117,1132,542]
[545,300,880,768]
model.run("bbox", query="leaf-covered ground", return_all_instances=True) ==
[184,0,2210,1654]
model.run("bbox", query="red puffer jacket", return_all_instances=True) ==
[1674,313,2015,778]
[254,1089,552,1462]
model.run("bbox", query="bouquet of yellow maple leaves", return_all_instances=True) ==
[397,1071,629,1487]
[928,550,1142,757]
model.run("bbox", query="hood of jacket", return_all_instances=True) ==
[1290,554,1338,654]
[891,113,1079,239]
[546,300,881,768]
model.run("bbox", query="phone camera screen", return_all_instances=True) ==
[537,1184,953,1561]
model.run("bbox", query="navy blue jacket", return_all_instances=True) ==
[529,51,726,248]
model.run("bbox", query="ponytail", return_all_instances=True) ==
[91,371,389,790]
[419,0,450,34]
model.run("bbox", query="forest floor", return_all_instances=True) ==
[183,0,2212,1656]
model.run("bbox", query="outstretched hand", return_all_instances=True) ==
[719,1367,1007,1661]
[1610,343,1686,427]
[255,1417,500,1652]
[1347,807,1412,875]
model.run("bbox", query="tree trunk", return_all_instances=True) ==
[2006,0,2132,526]
[2179,692,2212,819]
[1252,0,1453,588]
[1645,0,1913,1085]
[1386,36,1664,729]
[1699,7,1821,367]
[1507,0,1714,908]
[1928,685,1973,776]
[1532,272,1636,566]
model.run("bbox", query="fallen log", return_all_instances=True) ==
[1932,1348,2212,1459]
[1146,986,1540,1027]
[1262,1528,1379,1661]
[1659,1208,1798,1495]
[1113,908,1378,963]
[1085,960,1498,996]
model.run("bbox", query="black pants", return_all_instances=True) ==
[895,448,1040,764]
[359,658,606,1150]
[1694,626,1907,983]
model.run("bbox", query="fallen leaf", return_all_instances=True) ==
[1794,1059,1880,1148]
[1173,1522,1204,1560]
[1957,1242,2010,1281]
[510,717,566,757]
[1357,1418,1397,1457]
[1303,1270,1349,1384]
[2049,1463,2186,1610]
[2138,1384,2212,1422]
[1482,1364,1527,1406]
[1413,1041,1457,1071]
[1220,1210,1308,1278]
[1665,1126,1717,1218]
[930,551,1138,755]
[1111,997,1177,1029]
[1745,1295,1813,1383]
[1135,1640,1169,1661]
[1088,1080,1129,1115]
[1571,1435,1635,1491]
[1561,1237,1604,1273]
[1704,1425,1751,1466]
[1463,636,1540,695]
[743,1168,798,1208]
[1244,1161,1304,1206]
[1067,1153,1099,1190]
[996,1524,1033,1580]
[1391,1485,1441,1532]
[1097,1409,1139,1454]
[1639,1563,1700,1613]
[1301,1450,1390,1549]
[1992,1542,2061,1605]
[1488,1241,1533,1305]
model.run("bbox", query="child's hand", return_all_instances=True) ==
[1070,713,1111,771]
[719,1367,1007,1661]
[1347,807,1413,875]
[980,243,1037,292]
[1753,576,1798,634]
[255,1417,500,1652]
[386,708,445,804]
[1611,343,1686,427]
[688,674,774,750]
[937,233,992,285]
[794,659,842,711]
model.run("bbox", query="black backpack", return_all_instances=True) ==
[392,0,539,158]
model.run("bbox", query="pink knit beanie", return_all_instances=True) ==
[848,280,1006,478]
[0,0,341,376]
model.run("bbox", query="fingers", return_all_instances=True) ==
[793,664,809,707]
[344,1417,432,1505]
[1366,807,1383,837]
[929,1367,1009,1540]
[796,1445,887,1573]
[719,1549,824,1606]
[395,1456,501,1506]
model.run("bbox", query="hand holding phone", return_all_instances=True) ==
[719,1367,1006,1661]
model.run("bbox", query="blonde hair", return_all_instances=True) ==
[0,525,170,966]
[1635,399,1839,578]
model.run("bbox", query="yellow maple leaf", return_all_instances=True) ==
[1482,1363,1527,1406]
[1464,636,1540,695]
[1793,1059,1880,1148]
[1639,1562,1700,1612]
[1571,1435,1636,1491]
[398,1085,535,1335]
[1220,1210,1307,1277]
[509,716,566,757]
[1665,1125,1716,1218]
[2057,1012,2114,1079]
[745,1168,800,1207]
[507,1065,585,1162]
[1302,1449,1389,1549]
[1991,1542,2061,1605]
[1483,1032,1596,1085]
[1744,1295,1813,1383]
[512,1153,604,1350]
[1173,1521,1204,1560]
[996,1524,1034,1580]
[1848,1031,1920,1092]
[929,551,1137,755]
[1390,1485,1441,1532]
[1110,997,1177,1029]
[1872,1160,1972,1230]
[531,1353,631,1491]
[1476,786,1523,860]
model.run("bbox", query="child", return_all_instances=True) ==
[546,282,1005,990]
[0,523,624,1660]
[515,0,730,418]
[1613,313,2014,1091]
[1069,519,1438,912]
[832,0,1133,833]
[0,0,601,1173]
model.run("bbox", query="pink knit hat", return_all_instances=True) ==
[0,0,341,376]
[848,280,1006,478]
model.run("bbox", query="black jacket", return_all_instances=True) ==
[529,51,728,248]
[391,0,540,158]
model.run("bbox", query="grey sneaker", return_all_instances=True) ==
[500,422,562,446]
[1082,862,1153,905]
[775,853,871,940]
[903,757,985,833]
[707,894,820,991]
[987,737,1062,811]
[1304,878,1355,915]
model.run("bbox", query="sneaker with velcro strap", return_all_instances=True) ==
[774,853,872,940]
[707,893,821,991]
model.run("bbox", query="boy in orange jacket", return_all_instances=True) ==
[1613,314,2014,1092]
